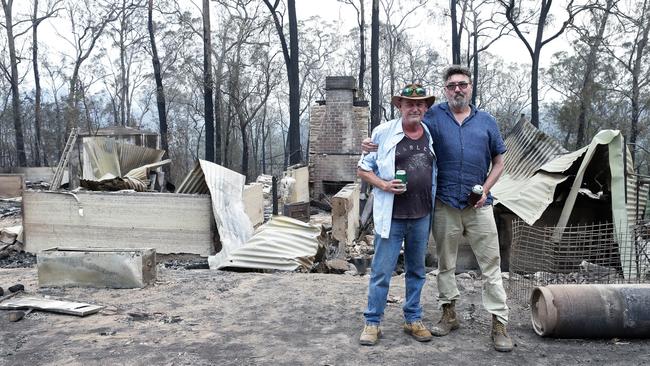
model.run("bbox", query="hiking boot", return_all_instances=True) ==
[431,301,460,336]
[403,320,433,342]
[359,324,381,346]
[491,315,514,352]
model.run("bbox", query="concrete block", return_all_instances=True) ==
[23,191,216,255]
[0,174,24,198]
[331,183,360,249]
[284,166,309,204]
[37,247,156,288]
[243,183,264,227]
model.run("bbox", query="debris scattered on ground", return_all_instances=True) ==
[7,309,30,322]
[0,251,36,268]
[8,284,24,293]
[160,255,210,270]
[0,297,103,316]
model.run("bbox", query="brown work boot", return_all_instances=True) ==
[491,315,514,352]
[403,320,433,342]
[359,324,381,346]
[431,301,460,336]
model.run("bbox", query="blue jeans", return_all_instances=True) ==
[364,214,431,325]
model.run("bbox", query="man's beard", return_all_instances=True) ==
[449,93,469,109]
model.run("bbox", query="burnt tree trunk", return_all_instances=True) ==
[2,0,27,166]
[203,0,215,162]
[148,0,169,177]
[370,0,380,130]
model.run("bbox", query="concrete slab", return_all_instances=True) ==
[0,174,24,198]
[37,247,156,288]
[23,191,216,255]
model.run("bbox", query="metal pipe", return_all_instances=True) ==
[531,284,650,338]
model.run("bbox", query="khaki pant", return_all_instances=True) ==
[433,200,509,324]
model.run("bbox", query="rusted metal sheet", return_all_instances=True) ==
[214,215,321,271]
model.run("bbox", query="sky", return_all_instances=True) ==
[295,0,571,69]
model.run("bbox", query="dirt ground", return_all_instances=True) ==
[1,261,649,366]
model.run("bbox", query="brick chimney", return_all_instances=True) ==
[309,76,369,199]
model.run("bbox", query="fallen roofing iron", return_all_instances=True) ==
[213,215,322,272]
[178,160,254,268]
[80,137,169,192]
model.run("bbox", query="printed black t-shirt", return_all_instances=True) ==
[392,132,434,219]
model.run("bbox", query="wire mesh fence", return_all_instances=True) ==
[507,219,650,303]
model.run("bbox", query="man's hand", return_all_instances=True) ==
[382,179,407,194]
[362,137,378,153]
[474,192,487,208]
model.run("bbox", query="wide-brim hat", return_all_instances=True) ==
[391,83,436,108]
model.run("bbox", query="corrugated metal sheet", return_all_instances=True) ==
[493,120,571,224]
[214,215,321,271]
[501,120,568,179]
[178,160,253,268]
[493,173,569,224]
[494,121,649,229]
[494,123,649,278]
[82,137,122,178]
[175,161,209,194]
[81,137,165,181]
[118,143,165,174]
[125,159,171,181]
[624,149,649,225]
[538,146,588,174]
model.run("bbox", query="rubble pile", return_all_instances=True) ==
[347,235,375,258]
[256,174,274,220]
[0,198,25,265]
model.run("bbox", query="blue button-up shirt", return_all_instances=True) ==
[358,117,438,238]
[423,102,506,209]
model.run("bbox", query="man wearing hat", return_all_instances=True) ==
[356,84,438,346]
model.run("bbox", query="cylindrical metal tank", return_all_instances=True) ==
[531,284,650,338]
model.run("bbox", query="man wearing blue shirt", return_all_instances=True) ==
[424,65,512,352]
[357,84,438,346]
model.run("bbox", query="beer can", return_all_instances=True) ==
[468,184,483,206]
[395,169,407,191]
[395,169,407,184]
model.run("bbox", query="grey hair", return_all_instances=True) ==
[442,65,472,82]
